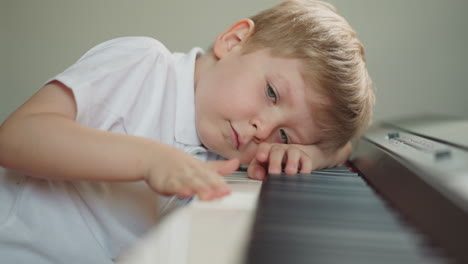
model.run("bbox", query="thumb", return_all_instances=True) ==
[207,158,240,175]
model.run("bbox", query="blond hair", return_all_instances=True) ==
[242,0,375,152]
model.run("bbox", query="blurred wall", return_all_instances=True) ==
[2,0,467,124]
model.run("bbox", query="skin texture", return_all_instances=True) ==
[0,19,351,201]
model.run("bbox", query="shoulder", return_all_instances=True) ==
[81,37,172,61]
[105,36,170,52]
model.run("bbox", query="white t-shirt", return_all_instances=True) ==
[0,37,220,263]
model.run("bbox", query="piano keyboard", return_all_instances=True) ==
[244,166,451,264]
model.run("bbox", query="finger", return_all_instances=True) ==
[212,185,231,199]
[191,171,229,200]
[220,158,240,175]
[197,184,230,200]
[299,155,313,174]
[202,160,235,199]
[256,142,272,163]
[176,187,195,198]
[268,145,286,174]
[185,175,210,194]
[207,158,240,175]
[204,174,231,198]
[284,148,301,175]
[160,176,185,195]
[247,158,266,181]
[197,164,233,199]
[198,190,214,201]
[195,181,217,201]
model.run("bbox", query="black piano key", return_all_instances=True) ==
[319,165,351,172]
[311,170,359,177]
[245,167,452,264]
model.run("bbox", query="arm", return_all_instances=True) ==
[0,81,238,200]
[247,141,352,180]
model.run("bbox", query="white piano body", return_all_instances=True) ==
[117,172,262,264]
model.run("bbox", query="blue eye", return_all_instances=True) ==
[280,129,289,144]
[266,84,277,103]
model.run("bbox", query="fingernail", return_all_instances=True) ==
[286,167,296,175]
[257,152,266,161]
[255,169,261,180]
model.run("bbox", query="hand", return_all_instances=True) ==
[144,147,239,201]
[247,141,352,180]
[247,143,311,180]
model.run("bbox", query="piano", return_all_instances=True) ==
[117,116,468,264]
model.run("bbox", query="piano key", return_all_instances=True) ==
[245,166,453,264]
[320,165,351,172]
[311,170,359,177]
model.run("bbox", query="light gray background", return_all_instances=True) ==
[2,0,467,124]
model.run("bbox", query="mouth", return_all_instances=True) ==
[230,122,240,150]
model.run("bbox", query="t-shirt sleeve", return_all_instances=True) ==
[48,37,170,130]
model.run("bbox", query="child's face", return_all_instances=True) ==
[194,47,326,164]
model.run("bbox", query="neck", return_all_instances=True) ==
[194,51,217,91]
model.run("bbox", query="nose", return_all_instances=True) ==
[251,117,278,143]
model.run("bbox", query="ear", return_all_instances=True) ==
[213,19,255,59]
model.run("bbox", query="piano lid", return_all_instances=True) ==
[357,116,468,211]
[382,115,468,150]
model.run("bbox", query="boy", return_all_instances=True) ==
[0,0,374,263]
